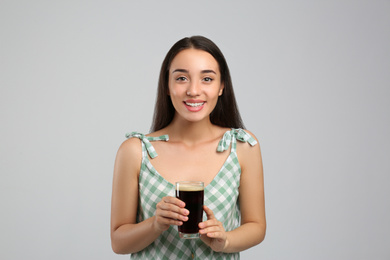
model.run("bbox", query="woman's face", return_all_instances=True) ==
[168,48,224,124]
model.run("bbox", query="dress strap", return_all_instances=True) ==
[125,132,169,159]
[217,128,257,153]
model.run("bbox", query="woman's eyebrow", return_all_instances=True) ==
[201,70,217,74]
[172,69,189,74]
[171,69,217,74]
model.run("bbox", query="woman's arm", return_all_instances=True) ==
[110,138,189,254]
[227,130,266,252]
[199,130,266,253]
[110,138,160,254]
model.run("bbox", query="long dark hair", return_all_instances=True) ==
[151,36,245,132]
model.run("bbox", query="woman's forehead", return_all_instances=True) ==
[170,49,219,73]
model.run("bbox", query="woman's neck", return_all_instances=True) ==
[164,117,223,146]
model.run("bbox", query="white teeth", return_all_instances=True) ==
[185,102,204,107]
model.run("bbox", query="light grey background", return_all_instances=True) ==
[1,0,389,259]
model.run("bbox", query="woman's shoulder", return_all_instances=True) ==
[113,136,143,183]
[236,128,261,152]
[236,129,262,170]
[241,128,259,142]
[117,135,143,162]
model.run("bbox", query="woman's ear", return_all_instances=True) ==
[219,83,224,96]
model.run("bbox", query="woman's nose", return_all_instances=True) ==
[186,81,200,96]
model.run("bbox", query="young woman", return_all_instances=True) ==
[111,36,266,259]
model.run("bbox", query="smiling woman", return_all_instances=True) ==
[168,49,224,122]
[111,36,266,259]
[152,36,245,131]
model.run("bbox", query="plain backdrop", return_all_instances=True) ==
[1,0,389,259]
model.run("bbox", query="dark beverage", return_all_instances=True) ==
[175,182,204,239]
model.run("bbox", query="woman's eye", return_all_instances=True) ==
[203,77,213,82]
[176,76,187,81]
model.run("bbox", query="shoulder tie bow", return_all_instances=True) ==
[125,132,169,159]
[217,128,257,152]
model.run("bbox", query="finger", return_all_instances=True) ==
[199,219,219,229]
[203,205,215,219]
[155,214,183,227]
[199,225,222,235]
[206,231,225,239]
[158,202,189,215]
[163,196,186,208]
[157,198,189,216]
[157,208,189,222]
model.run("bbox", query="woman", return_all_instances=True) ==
[111,36,266,259]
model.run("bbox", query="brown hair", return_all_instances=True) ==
[151,36,245,132]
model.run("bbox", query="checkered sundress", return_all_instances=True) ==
[125,129,257,260]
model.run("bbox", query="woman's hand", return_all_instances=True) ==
[199,205,228,252]
[153,196,189,232]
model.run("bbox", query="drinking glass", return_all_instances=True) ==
[175,181,204,239]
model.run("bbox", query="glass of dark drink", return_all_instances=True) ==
[175,181,204,239]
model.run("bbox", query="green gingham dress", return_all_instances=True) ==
[125,128,257,260]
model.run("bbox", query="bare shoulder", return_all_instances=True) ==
[236,129,261,151]
[236,129,262,169]
[115,137,143,173]
[243,129,259,142]
[118,137,142,155]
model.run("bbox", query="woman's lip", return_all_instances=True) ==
[184,99,205,103]
[183,101,205,112]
